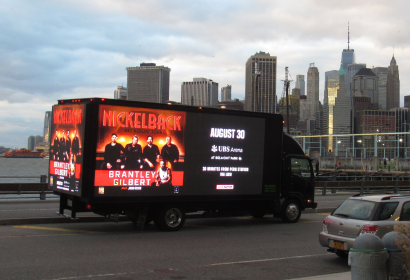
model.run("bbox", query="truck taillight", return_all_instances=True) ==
[87,204,92,210]
[322,217,328,233]
[360,225,378,235]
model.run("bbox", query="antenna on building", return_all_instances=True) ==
[309,63,315,68]
[281,67,293,133]
[347,22,350,50]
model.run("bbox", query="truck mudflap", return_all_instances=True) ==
[57,194,91,219]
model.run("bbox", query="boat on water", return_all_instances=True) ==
[43,155,50,160]
[4,149,48,158]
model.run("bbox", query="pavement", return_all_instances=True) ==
[288,272,350,279]
[1,196,352,279]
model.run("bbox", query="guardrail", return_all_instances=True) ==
[0,175,51,200]
[1,175,409,200]
[315,179,410,195]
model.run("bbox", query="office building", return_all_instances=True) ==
[386,56,400,109]
[371,67,388,110]
[126,63,171,103]
[295,75,305,96]
[292,88,301,98]
[348,63,366,101]
[181,78,218,107]
[341,25,355,96]
[221,85,232,102]
[307,63,319,120]
[352,96,371,133]
[351,68,379,109]
[28,135,43,151]
[324,65,351,153]
[404,95,410,109]
[299,95,308,121]
[114,86,128,100]
[43,111,51,143]
[218,99,244,110]
[356,110,396,159]
[245,51,277,113]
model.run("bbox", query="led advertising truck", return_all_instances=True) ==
[49,98,317,231]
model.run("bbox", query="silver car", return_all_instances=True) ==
[319,194,410,257]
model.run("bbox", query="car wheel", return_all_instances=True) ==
[154,206,185,231]
[281,200,301,223]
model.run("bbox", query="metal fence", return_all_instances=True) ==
[294,132,410,159]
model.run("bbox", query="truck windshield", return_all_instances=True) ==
[333,199,377,220]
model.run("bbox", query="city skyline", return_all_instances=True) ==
[1,0,410,148]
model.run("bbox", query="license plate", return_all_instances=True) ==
[332,241,344,250]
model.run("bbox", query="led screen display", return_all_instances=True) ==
[94,105,270,197]
[49,104,86,196]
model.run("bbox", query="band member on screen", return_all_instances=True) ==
[66,130,72,158]
[155,160,172,187]
[124,135,144,170]
[161,136,179,168]
[60,130,67,161]
[104,133,124,170]
[53,129,60,161]
[72,130,80,157]
[143,135,160,170]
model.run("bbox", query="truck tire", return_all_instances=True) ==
[154,206,185,231]
[281,200,301,223]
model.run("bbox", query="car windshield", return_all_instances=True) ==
[333,199,377,220]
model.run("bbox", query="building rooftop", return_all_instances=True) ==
[354,68,376,77]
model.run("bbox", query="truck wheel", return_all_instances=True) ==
[154,207,185,231]
[281,200,301,223]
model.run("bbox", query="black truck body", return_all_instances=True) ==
[49,98,317,231]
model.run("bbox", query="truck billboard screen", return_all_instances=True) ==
[94,105,267,197]
[49,104,86,196]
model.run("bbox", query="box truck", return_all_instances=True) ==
[49,98,317,231]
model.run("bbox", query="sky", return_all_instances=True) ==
[1,0,409,149]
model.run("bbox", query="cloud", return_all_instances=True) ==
[0,0,410,148]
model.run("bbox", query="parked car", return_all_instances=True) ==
[319,194,410,257]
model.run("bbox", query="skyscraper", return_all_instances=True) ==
[221,85,232,102]
[341,24,356,97]
[307,63,319,120]
[295,75,305,96]
[351,68,379,109]
[181,78,219,107]
[372,67,388,110]
[43,111,51,144]
[324,65,351,152]
[114,86,128,100]
[126,63,171,104]
[386,56,400,109]
[245,51,277,113]
[404,95,410,109]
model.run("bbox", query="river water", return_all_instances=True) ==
[0,157,49,183]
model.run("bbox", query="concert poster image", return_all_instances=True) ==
[94,105,186,196]
[49,104,85,196]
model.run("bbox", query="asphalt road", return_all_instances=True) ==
[0,212,349,280]
[0,193,354,279]
[0,192,350,221]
